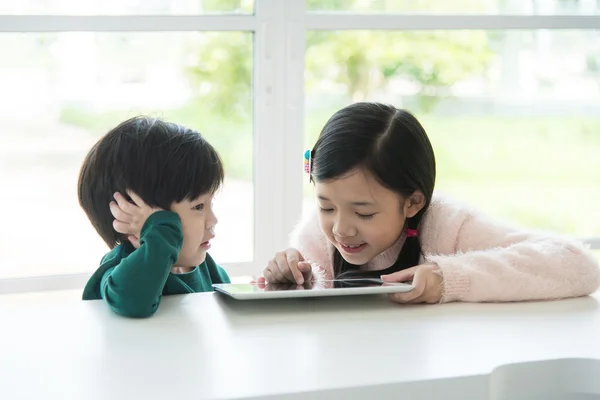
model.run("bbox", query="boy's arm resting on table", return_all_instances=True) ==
[99,211,183,318]
[427,209,600,304]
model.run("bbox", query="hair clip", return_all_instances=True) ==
[405,228,418,238]
[304,149,311,175]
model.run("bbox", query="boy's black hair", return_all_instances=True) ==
[309,102,436,279]
[78,116,224,248]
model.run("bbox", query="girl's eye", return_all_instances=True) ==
[319,207,334,213]
[193,203,204,211]
[357,213,375,220]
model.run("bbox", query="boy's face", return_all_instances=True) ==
[170,192,218,268]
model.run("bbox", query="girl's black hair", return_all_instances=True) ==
[310,102,436,279]
[78,116,224,248]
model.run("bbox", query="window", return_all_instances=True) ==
[0,0,254,15]
[0,0,598,293]
[306,0,600,15]
[0,31,253,280]
[304,29,600,239]
[0,0,302,294]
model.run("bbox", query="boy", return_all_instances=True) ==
[78,116,230,318]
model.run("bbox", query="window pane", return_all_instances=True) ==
[304,30,600,238]
[307,0,600,15]
[0,0,253,15]
[0,31,253,279]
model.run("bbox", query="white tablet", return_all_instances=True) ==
[212,278,414,300]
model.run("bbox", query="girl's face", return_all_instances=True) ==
[315,168,424,265]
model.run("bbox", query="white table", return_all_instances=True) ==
[1,290,599,399]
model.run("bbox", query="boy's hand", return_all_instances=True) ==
[260,248,312,285]
[381,263,443,304]
[110,190,162,247]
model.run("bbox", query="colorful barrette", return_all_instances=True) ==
[303,149,311,175]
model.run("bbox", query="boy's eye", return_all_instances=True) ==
[357,213,375,220]
[193,203,204,211]
[319,207,334,213]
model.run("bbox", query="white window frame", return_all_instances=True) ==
[0,0,598,294]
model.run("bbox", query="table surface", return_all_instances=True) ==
[1,289,599,400]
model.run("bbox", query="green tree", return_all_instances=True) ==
[304,0,493,110]
[186,31,252,120]
[305,30,492,111]
[187,0,493,116]
[185,0,253,120]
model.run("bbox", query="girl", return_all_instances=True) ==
[260,102,600,304]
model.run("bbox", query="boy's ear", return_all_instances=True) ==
[404,191,426,218]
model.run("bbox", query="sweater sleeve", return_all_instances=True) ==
[99,211,183,318]
[289,208,334,281]
[426,209,600,303]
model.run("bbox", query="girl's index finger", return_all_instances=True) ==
[285,254,304,285]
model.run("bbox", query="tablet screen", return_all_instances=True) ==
[220,278,408,294]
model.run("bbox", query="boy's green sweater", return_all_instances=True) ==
[82,211,230,318]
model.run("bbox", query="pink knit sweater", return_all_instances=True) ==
[291,193,600,303]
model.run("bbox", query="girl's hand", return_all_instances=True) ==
[109,190,162,248]
[381,263,443,304]
[259,248,312,285]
